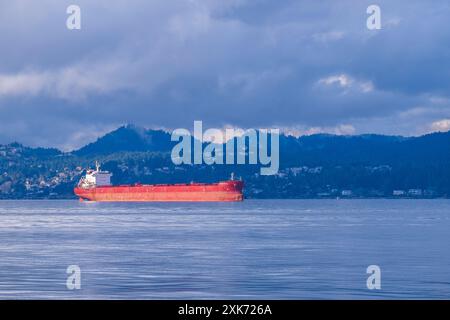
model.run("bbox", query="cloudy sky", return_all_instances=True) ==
[0,0,449,150]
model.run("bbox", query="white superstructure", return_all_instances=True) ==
[78,162,112,188]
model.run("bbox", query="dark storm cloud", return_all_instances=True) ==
[0,0,449,150]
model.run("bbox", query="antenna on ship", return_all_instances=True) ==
[95,160,100,172]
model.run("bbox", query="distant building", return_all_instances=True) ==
[393,190,405,196]
[341,190,353,196]
[408,189,423,196]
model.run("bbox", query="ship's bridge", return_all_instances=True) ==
[85,170,112,186]
[78,162,112,188]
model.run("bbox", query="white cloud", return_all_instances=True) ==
[359,81,374,93]
[282,124,356,137]
[317,74,374,93]
[318,74,353,88]
[0,72,50,96]
[0,60,135,101]
[430,119,450,132]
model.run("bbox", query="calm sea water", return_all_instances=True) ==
[0,199,449,299]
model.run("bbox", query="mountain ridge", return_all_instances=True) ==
[1,125,449,199]
[2,124,447,157]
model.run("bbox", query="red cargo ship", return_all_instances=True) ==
[74,163,243,202]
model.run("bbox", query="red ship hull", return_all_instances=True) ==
[74,180,244,202]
